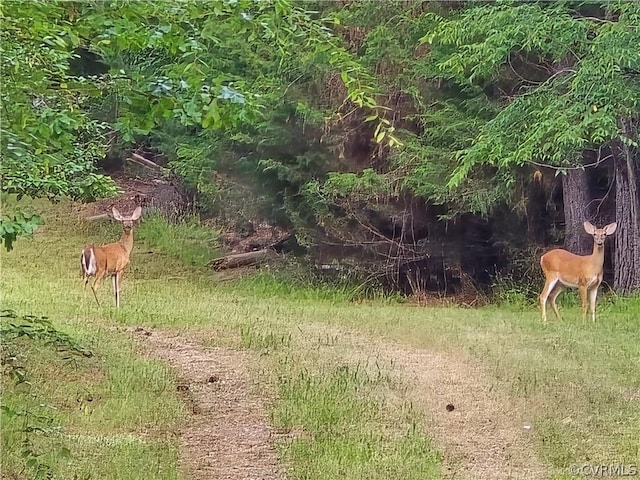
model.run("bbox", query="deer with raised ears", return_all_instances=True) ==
[80,206,143,308]
[539,221,617,323]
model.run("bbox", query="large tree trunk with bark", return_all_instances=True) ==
[562,167,592,254]
[613,118,640,294]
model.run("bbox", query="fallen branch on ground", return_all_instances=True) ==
[209,249,273,270]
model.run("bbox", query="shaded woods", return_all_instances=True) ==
[2,1,639,297]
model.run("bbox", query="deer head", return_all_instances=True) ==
[583,221,617,248]
[112,206,143,233]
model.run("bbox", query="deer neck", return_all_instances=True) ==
[119,230,135,256]
[589,241,606,270]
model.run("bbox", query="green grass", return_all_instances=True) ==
[2,198,640,479]
[0,315,184,480]
[270,357,440,480]
[136,214,219,267]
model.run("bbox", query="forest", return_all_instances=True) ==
[2,2,640,479]
[2,0,640,298]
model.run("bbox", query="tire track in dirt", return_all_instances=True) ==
[132,328,284,480]
[295,325,548,480]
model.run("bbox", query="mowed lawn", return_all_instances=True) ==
[1,200,639,479]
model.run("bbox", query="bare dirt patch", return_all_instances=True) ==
[79,171,192,220]
[132,327,284,480]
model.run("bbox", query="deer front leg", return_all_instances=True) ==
[578,285,588,323]
[588,285,599,322]
[114,271,124,308]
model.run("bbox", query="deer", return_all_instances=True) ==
[539,221,617,323]
[80,206,143,308]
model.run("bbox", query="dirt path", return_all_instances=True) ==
[131,323,546,480]
[132,328,284,480]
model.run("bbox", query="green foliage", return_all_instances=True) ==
[317,168,392,201]
[425,3,590,82]
[422,2,640,188]
[0,3,116,195]
[0,310,92,362]
[71,0,395,140]
[27,0,398,233]
[171,139,220,199]
[0,2,118,249]
[1,130,119,202]
[3,0,639,270]
[303,1,640,221]
[0,212,42,252]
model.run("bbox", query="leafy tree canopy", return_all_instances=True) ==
[423,1,640,187]
[0,0,395,249]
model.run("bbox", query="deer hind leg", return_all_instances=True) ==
[588,285,599,322]
[548,283,565,321]
[82,274,91,303]
[578,285,588,323]
[91,272,105,307]
[540,277,559,322]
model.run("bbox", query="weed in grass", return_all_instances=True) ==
[239,324,292,351]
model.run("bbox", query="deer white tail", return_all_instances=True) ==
[81,247,97,276]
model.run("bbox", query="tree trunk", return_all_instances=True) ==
[562,167,591,254]
[613,117,640,294]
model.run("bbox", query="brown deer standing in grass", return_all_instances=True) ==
[539,221,617,322]
[81,206,143,307]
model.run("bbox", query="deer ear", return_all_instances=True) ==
[583,221,596,235]
[130,206,143,221]
[112,207,124,221]
[604,222,617,235]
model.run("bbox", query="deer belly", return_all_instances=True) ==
[103,258,129,275]
[105,263,126,274]
[558,279,580,288]
[558,276,600,288]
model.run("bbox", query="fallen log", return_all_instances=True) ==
[209,249,272,270]
[86,213,111,221]
[127,153,167,172]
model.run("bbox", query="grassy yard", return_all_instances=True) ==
[1,199,639,479]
